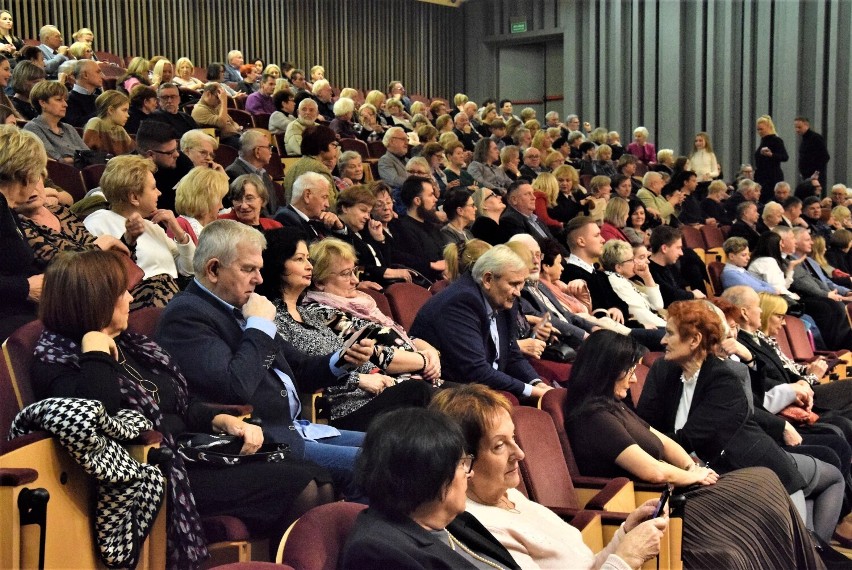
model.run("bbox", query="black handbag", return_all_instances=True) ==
[175,433,290,466]
[73,149,111,169]
[541,341,577,363]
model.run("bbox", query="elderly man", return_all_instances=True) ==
[759,200,784,233]
[410,245,552,399]
[223,50,243,83]
[225,129,277,214]
[377,126,409,188]
[64,59,102,127]
[724,178,761,221]
[637,171,673,223]
[135,122,193,212]
[500,180,559,244]
[544,111,562,129]
[787,227,852,350]
[37,25,68,77]
[518,147,546,181]
[794,116,829,189]
[773,181,792,203]
[284,98,318,156]
[452,111,481,152]
[180,129,225,173]
[191,83,242,147]
[244,73,277,116]
[389,176,446,280]
[147,82,199,138]
[312,79,335,122]
[727,201,762,251]
[156,220,374,498]
[275,172,346,242]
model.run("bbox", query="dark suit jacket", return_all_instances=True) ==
[520,283,589,347]
[341,508,520,570]
[390,215,445,281]
[409,273,538,396]
[65,89,99,128]
[561,262,629,315]
[499,206,556,243]
[225,157,278,214]
[727,220,762,251]
[145,110,199,138]
[155,281,344,453]
[274,205,324,242]
[648,260,694,306]
[637,356,805,493]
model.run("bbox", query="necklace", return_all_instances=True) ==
[446,529,505,570]
[467,490,520,514]
[116,345,159,404]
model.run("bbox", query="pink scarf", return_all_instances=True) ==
[303,289,414,345]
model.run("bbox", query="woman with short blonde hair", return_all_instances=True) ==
[174,57,204,89]
[174,166,229,243]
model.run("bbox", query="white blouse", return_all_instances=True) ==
[747,257,797,298]
[686,150,720,181]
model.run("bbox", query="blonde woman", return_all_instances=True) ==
[174,166,229,243]
[687,132,720,182]
[754,115,788,203]
[531,129,553,156]
[151,59,174,88]
[531,172,563,231]
[68,41,93,60]
[118,56,150,93]
[83,90,134,155]
[174,57,204,89]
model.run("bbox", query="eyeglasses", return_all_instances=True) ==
[333,267,362,280]
[407,170,429,176]
[330,142,341,148]
[233,194,260,205]
[158,94,179,100]
[391,137,409,143]
[459,454,475,474]
[254,144,275,152]
[622,364,638,380]
[619,257,635,264]
[150,146,179,156]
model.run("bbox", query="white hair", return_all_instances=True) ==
[471,245,527,282]
[291,171,329,204]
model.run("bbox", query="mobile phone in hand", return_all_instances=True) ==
[652,483,673,518]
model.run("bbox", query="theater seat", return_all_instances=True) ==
[359,288,393,318]
[706,261,725,297]
[384,282,432,332]
[276,502,367,568]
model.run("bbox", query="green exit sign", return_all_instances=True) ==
[511,20,527,33]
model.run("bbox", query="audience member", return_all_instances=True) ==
[147,82,199,137]
[759,200,784,233]
[794,116,829,189]
[180,129,225,172]
[173,166,229,243]
[284,97,319,155]
[468,138,512,193]
[134,121,193,212]
[269,89,296,135]
[225,129,278,214]
[376,126,410,188]
[36,25,68,78]
[276,172,346,242]
[222,50,243,83]
[191,82,242,147]
[626,126,656,164]
[388,176,445,280]
[219,174,282,232]
[647,225,705,305]
[500,180,559,244]
[602,240,667,329]
[727,201,761,251]
[63,59,102,127]
[244,73,276,115]
[23,80,90,163]
[82,90,134,155]
[125,85,157,134]
[328,97,357,139]
[282,124,337,205]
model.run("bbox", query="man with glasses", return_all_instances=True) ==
[377,126,410,188]
[519,147,545,181]
[276,172,346,242]
[225,129,278,214]
[157,219,376,500]
[147,82,199,138]
[135,121,193,212]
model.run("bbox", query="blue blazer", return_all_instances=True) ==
[155,281,344,454]
[409,273,537,396]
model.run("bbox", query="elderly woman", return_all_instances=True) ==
[530,130,553,157]
[23,81,90,163]
[590,144,618,177]
[173,57,204,89]
[329,97,358,139]
[173,166,228,243]
[342,408,521,568]
[566,329,827,568]
[301,237,442,369]
[433,385,667,570]
[443,141,476,193]
[700,180,731,225]
[0,127,47,337]
[602,240,666,329]
[468,138,512,193]
[84,155,194,309]
[626,126,656,165]
[256,231,433,431]
[219,173,283,232]
[282,125,337,205]
[33,249,334,568]
[499,145,522,181]
[439,188,475,247]
[530,172,563,231]
[337,150,365,190]
[600,196,630,243]
[470,186,509,246]
[67,41,93,61]
[754,116,789,203]
[652,149,674,175]
[356,103,385,142]
[385,98,412,131]
[83,90,134,155]
[179,129,225,172]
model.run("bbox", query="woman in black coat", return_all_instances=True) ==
[753,115,789,204]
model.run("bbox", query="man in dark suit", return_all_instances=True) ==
[794,117,829,189]
[156,220,374,497]
[275,172,347,243]
[500,180,559,244]
[225,129,278,214]
[727,201,762,251]
[135,122,193,212]
[409,245,552,400]
[64,59,102,128]
[647,225,706,306]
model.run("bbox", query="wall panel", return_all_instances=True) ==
[5,0,464,98]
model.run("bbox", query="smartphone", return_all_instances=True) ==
[652,483,673,518]
[337,326,380,371]
[530,312,551,338]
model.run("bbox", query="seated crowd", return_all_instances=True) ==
[3,16,852,569]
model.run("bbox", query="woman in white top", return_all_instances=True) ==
[84,155,195,308]
[173,57,205,90]
[686,132,720,182]
[432,384,667,570]
[603,241,666,329]
[747,231,804,300]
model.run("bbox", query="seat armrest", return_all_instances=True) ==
[0,468,38,486]
[551,506,629,525]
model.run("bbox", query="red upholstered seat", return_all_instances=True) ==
[706,261,725,296]
[359,288,393,319]
[384,282,432,332]
[278,502,367,569]
[429,278,450,294]
[46,160,87,201]
[340,138,369,160]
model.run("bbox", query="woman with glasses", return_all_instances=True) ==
[567,329,826,569]
[470,186,509,246]
[257,231,432,432]
[342,408,521,569]
[219,174,283,232]
[433,384,667,570]
[84,155,194,309]
[602,240,667,329]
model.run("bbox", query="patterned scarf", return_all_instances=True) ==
[303,289,414,345]
[34,329,209,568]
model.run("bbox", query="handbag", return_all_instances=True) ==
[778,405,820,426]
[541,341,577,363]
[73,149,111,169]
[176,433,290,466]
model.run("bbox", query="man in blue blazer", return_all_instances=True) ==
[156,220,374,497]
[409,245,552,400]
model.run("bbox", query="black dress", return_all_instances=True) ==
[754,135,789,203]
[0,193,39,340]
[32,333,332,539]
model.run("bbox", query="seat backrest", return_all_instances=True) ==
[631,363,650,408]
[360,288,393,318]
[265,149,285,180]
[700,224,725,249]
[340,138,369,160]
[512,405,579,510]
[253,113,271,130]
[366,141,386,159]
[227,108,255,129]
[707,261,725,297]
[384,282,432,332]
[2,321,46,414]
[537,388,584,479]
[46,160,87,201]
[81,163,107,191]
[214,144,240,169]
[783,316,814,360]
[774,327,795,360]
[679,224,705,251]
[279,502,367,569]
[429,279,450,294]
[127,307,165,337]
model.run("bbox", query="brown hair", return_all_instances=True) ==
[336,184,376,213]
[40,250,128,341]
[430,384,512,456]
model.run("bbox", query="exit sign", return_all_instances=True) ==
[511,19,527,33]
